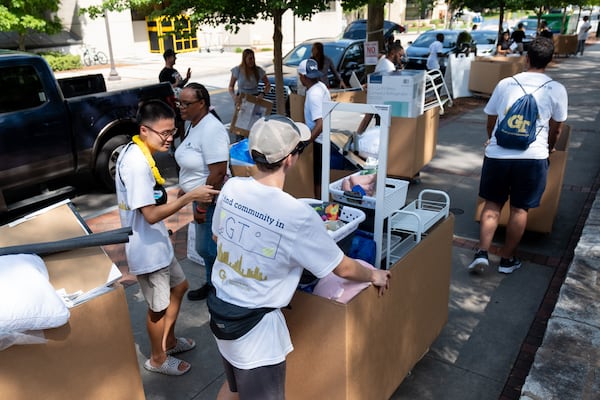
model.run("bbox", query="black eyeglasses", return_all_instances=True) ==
[143,125,177,139]
[175,100,202,109]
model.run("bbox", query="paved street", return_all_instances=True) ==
[58,38,600,400]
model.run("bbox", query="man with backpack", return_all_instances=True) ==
[467,37,568,275]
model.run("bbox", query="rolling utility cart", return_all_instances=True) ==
[321,101,410,268]
[386,189,450,268]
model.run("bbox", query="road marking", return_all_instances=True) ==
[209,88,228,95]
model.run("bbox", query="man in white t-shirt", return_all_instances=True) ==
[468,37,568,275]
[116,100,218,376]
[208,115,391,400]
[426,33,445,72]
[576,16,592,56]
[375,41,404,73]
[356,42,405,134]
[298,58,331,197]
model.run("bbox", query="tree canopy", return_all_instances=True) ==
[81,0,334,114]
[0,0,63,50]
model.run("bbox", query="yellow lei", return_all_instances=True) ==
[132,135,165,185]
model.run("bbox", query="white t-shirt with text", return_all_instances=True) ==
[211,177,343,369]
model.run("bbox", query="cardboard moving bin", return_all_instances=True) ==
[474,125,571,233]
[468,56,526,95]
[0,203,144,400]
[331,92,440,179]
[283,215,454,400]
[553,34,578,57]
[230,142,315,199]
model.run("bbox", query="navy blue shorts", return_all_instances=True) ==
[479,157,549,210]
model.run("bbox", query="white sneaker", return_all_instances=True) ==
[467,250,489,273]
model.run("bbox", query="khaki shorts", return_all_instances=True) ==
[137,258,186,312]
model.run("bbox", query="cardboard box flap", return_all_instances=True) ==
[0,201,121,294]
[230,94,273,137]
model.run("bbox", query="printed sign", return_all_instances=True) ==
[365,41,379,65]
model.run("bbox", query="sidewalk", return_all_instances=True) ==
[80,42,600,400]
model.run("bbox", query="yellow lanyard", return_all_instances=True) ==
[132,135,165,185]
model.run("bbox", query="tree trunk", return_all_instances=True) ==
[272,9,285,116]
[498,2,505,38]
[18,33,26,51]
[366,3,384,75]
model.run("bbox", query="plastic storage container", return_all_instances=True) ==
[299,199,366,243]
[329,172,409,210]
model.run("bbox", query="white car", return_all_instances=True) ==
[471,30,498,56]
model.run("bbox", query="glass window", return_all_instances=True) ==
[283,44,311,67]
[0,66,46,114]
[340,42,364,70]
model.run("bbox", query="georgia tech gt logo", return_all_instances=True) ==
[506,114,531,134]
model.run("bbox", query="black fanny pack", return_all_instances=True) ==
[207,286,276,340]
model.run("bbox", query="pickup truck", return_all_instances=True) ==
[0,50,175,216]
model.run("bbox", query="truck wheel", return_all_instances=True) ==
[96,135,130,190]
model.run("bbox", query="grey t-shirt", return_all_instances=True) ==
[230,65,266,94]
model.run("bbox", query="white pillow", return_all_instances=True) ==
[0,254,70,332]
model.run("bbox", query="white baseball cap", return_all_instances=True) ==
[249,115,311,164]
[297,58,322,79]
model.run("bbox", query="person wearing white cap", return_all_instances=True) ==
[298,58,331,197]
[208,115,391,400]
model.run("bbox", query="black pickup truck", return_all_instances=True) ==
[0,50,175,216]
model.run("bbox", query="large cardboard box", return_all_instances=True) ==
[389,107,440,178]
[230,143,315,199]
[290,93,305,122]
[333,91,439,179]
[553,34,578,57]
[474,125,571,233]
[367,70,426,118]
[468,56,526,95]
[330,90,367,104]
[0,203,144,400]
[283,215,454,400]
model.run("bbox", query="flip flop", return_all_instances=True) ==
[144,355,191,376]
[166,337,196,356]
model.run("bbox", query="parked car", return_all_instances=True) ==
[470,30,498,55]
[404,30,475,70]
[261,37,367,113]
[0,50,175,216]
[513,18,562,51]
[342,19,405,41]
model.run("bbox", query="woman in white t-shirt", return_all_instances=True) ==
[175,83,230,301]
